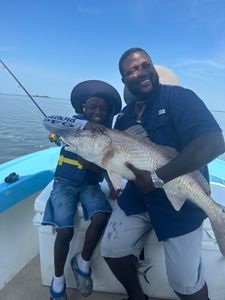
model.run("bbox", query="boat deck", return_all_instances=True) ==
[0,255,163,300]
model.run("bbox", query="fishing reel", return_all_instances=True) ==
[48,133,62,146]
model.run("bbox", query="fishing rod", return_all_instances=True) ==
[0,59,47,117]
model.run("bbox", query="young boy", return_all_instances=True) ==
[43,80,122,300]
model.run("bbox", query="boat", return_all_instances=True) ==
[1,59,225,299]
[1,146,225,300]
[0,147,59,291]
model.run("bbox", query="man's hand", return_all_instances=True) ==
[126,162,155,193]
[84,122,106,134]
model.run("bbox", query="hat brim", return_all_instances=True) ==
[71,80,122,115]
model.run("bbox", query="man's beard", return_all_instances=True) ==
[127,73,159,101]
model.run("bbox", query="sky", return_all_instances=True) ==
[1,0,225,110]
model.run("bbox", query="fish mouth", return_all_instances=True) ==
[45,124,78,137]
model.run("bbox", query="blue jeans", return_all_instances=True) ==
[43,177,112,228]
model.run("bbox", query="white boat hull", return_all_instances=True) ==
[0,192,39,289]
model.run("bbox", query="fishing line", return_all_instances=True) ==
[0,59,47,117]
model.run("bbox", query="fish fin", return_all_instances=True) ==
[124,125,149,139]
[107,170,122,190]
[163,183,187,211]
[158,145,178,160]
[209,202,225,256]
[101,148,114,168]
[125,126,178,162]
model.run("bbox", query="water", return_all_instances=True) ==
[0,94,73,163]
[0,94,225,164]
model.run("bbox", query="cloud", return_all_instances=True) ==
[173,56,225,81]
[175,58,225,69]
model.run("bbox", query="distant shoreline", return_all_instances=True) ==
[0,93,68,100]
[1,93,225,113]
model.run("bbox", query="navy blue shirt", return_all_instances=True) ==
[115,84,222,240]
[54,115,105,186]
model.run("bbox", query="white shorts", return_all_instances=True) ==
[101,203,205,295]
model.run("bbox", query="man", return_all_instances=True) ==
[101,48,225,300]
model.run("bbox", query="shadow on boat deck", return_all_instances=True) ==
[0,255,163,300]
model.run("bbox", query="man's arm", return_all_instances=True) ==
[157,131,225,183]
[127,131,225,193]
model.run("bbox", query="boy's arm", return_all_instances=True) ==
[73,118,87,129]
[70,118,107,133]
[43,115,106,133]
[104,172,120,199]
[71,115,107,133]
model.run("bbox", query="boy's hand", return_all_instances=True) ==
[126,162,155,193]
[108,187,121,200]
[84,122,106,134]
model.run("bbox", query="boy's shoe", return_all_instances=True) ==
[49,278,67,300]
[71,254,93,297]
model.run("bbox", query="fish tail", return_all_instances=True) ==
[208,203,225,256]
